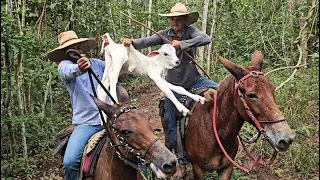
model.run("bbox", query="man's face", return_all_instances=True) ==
[67,44,83,54]
[169,16,187,33]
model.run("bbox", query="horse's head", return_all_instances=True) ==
[218,51,295,151]
[93,97,177,178]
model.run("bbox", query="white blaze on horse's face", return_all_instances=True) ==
[157,44,180,69]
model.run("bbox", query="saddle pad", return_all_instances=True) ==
[85,129,106,155]
[80,132,108,178]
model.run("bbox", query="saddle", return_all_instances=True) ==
[54,127,107,179]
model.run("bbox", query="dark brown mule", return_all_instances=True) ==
[162,51,295,179]
[92,97,177,180]
[59,86,177,180]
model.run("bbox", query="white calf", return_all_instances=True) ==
[97,33,206,116]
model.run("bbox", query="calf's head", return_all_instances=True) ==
[149,44,180,69]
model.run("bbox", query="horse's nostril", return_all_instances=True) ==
[278,139,290,150]
[162,159,177,173]
[176,61,180,65]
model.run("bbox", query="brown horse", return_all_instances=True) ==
[91,96,177,180]
[58,86,177,180]
[162,51,295,179]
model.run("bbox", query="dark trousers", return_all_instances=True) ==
[163,77,218,159]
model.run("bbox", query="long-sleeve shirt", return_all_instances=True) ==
[58,58,105,125]
[132,25,211,89]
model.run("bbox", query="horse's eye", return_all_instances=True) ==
[120,130,133,137]
[164,53,168,56]
[247,92,257,99]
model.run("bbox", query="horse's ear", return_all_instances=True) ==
[92,96,118,117]
[116,85,130,103]
[218,56,247,81]
[250,50,263,71]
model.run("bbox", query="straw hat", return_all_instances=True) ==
[158,3,199,25]
[47,30,96,62]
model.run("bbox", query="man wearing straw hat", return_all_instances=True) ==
[47,30,106,180]
[121,2,218,176]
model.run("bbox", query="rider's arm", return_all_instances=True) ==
[179,26,211,50]
[58,60,85,81]
[132,31,165,49]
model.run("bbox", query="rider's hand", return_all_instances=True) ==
[120,38,133,46]
[77,54,91,72]
[101,35,109,47]
[171,40,181,49]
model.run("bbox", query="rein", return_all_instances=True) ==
[212,71,282,173]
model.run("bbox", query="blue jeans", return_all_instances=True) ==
[63,124,103,180]
[164,77,218,161]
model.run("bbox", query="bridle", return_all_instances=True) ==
[107,105,159,174]
[213,71,285,173]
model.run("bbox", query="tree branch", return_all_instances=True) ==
[275,45,302,91]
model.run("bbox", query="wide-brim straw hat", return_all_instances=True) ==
[158,3,199,25]
[47,30,96,62]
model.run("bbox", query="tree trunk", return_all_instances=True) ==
[206,0,217,75]
[289,0,295,65]
[299,0,309,68]
[28,82,34,113]
[6,0,13,15]
[36,0,47,40]
[198,0,209,66]
[3,41,16,159]
[41,73,52,118]
[15,0,28,162]
[127,0,132,35]
[299,12,308,67]
[147,0,152,53]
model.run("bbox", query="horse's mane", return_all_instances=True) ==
[218,75,235,93]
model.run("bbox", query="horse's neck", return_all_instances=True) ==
[95,139,138,180]
[216,75,245,139]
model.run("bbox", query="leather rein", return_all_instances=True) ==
[212,71,284,173]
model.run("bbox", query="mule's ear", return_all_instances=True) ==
[250,50,263,71]
[91,96,118,117]
[148,51,159,57]
[116,85,130,103]
[219,56,247,81]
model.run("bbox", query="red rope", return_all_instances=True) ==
[212,91,250,174]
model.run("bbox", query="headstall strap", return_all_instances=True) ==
[235,71,264,89]
[112,105,137,122]
[107,105,160,174]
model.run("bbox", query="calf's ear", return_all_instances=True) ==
[148,51,159,57]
